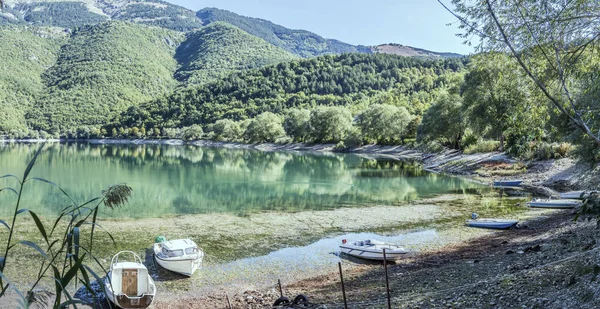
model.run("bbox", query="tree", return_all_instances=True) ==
[182,124,204,141]
[244,112,286,143]
[283,109,311,142]
[309,106,353,143]
[212,119,243,142]
[356,104,413,145]
[418,92,465,149]
[461,53,544,151]
[441,0,600,146]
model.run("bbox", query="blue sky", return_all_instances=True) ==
[165,0,474,55]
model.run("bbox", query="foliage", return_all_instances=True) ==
[0,26,65,135]
[210,119,243,142]
[418,92,465,149]
[175,22,296,85]
[356,104,413,144]
[463,140,500,154]
[244,112,286,143]
[448,0,600,147]
[283,109,311,142]
[112,1,202,31]
[13,2,107,28]
[113,53,466,130]
[27,21,184,133]
[461,53,545,151]
[196,8,372,58]
[0,145,131,307]
[182,124,204,141]
[309,106,353,143]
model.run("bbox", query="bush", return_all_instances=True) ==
[244,112,286,143]
[464,140,500,154]
[182,124,204,141]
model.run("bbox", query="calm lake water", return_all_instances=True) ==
[0,143,485,218]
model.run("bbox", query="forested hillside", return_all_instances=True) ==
[0,26,66,135]
[175,22,296,85]
[27,21,184,133]
[1,0,202,31]
[196,8,372,57]
[114,53,466,130]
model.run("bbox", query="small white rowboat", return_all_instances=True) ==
[339,239,408,261]
[154,238,204,276]
[105,251,155,309]
[466,219,519,229]
[527,199,582,209]
[559,190,594,199]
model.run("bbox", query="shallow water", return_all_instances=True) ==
[0,143,485,218]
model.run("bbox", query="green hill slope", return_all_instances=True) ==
[114,53,466,129]
[175,22,297,85]
[2,0,202,31]
[0,26,66,135]
[28,21,184,133]
[196,8,371,58]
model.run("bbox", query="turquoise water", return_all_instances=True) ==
[0,143,485,218]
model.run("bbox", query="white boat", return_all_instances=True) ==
[339,239,408,261]
[559,190,594,199]
[105,251,156,309]
[466,218,519,229]
[153,238,204,276]
[526,199,582,209]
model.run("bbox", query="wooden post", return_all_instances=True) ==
[383,249,391,309]
[278,279,283,298]
[225,294,232,309]
[338,262,348,309]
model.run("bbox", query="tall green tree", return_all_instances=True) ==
[357,104,413,145]
[461,53,539,151]
[309,106,353,143]
[418,92,465,149]
[244,112,286,143]
[441,0,600,146]
[283,109,311,142]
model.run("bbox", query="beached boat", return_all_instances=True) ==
[466,218,519,229]
[493,179,523,187]
[154,238,204,276]
[526,199,582,209]
[339,239,408,261]
[559,190,594,199]
[105,251,156,309]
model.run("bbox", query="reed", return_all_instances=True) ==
[0,144,131,308]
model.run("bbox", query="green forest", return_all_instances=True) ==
[0,0,598,161]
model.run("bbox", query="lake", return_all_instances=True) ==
[0,142,485,218]
[0,142,530,295]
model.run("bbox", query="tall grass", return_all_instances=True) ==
[0,144,131,308]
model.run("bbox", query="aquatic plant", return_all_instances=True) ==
[0,144,131,308]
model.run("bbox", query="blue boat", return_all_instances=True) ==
[466,219,519,229]
[493,179,523,187]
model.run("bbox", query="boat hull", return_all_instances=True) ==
[493,180,523,187]
[105,273,155,309]
[559,191,588,199]
[153,243,201,276]
[527,200,581,209]
[466,219,518,229]
[339,244,407,261]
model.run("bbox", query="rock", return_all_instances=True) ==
[565,275,577,286]
[506,249,515,254]
[524,244,541,253]
[516,250,525,254]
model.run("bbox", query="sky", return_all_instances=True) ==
[165,0,475,55]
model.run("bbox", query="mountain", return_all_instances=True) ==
[196,8,372,58]
[0,26,66,134]
[27,21,184,133]
[113,53,466,130]
[1,0,202,31]
[371,44,463,59]
[175,22,297,86]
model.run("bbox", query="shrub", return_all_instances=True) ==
[464,140,500,154]
[182,124,204,141]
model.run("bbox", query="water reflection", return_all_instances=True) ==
[0,143,484,218]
